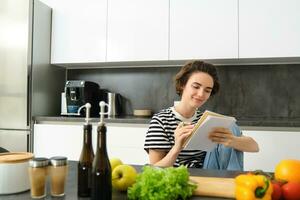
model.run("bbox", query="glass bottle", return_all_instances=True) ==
[91,101,112,200]
[78,125,94,196]
[77,103,94,197]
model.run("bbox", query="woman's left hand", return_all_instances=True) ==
[208,127,236,147]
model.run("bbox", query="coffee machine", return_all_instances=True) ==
[62,80,100,117]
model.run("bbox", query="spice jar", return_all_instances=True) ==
[28,157,49,199]
[49,156,68,197]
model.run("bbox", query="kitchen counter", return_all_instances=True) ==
[34,116,300,129]
[0,161,243,200]
[34,115,152,125]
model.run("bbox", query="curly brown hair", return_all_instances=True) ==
[174,60,220,96]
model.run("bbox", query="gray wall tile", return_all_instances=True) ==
[67,64,300,120]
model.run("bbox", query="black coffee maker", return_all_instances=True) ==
[65,80,100,117]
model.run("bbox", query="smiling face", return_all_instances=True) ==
[180,72,214,109]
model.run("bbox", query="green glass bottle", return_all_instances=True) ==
[77,103,94,197]
[91,101,112,200]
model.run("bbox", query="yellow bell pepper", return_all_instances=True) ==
[235,174,273,200]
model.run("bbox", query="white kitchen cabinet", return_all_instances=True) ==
[41,0,107,63]
[243,130,300,172]
[34,124,83,160]
[106,0,169,61]
[106,124,149,165]
[33,123,149,165]
[239,0,300,58]
[169,0,238,60]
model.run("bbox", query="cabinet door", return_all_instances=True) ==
[170,0,238,60]
[106,124,149,165]
[243,130,300,172]
[34,124,85,160]
[44,0,107,63]
[239,0,300,58]
[34,123,149,164]
[107,0,169,61]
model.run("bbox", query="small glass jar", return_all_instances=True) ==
[49,156,68,197]
[28,157,49,199]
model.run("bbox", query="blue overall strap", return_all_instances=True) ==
[203,123,244,171]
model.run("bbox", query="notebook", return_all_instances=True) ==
[183,110,236,151]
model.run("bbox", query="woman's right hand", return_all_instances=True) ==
[173,122,194,151]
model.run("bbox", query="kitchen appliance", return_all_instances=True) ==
[99,89,109,104]
[0,152,34,194]
[0,0,64,152]
[106,92,123,116]
[61,92,67,115]
[63,80,100,117]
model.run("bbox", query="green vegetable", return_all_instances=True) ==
[127,165,196,200]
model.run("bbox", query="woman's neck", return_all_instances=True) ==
[174,102,196,118]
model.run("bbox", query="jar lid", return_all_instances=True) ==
[29,157,49,168]
[50,156,68,166]
[0,152,34,164]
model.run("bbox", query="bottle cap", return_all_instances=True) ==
[50,156,68,166]
[99,101,110,124]
[29,157,49,168]
[77,103,91,124]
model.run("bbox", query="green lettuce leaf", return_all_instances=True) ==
[128,165,197,200]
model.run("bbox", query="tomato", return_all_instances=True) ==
[271,182,282,200]
[275,160,300,183]
[281,182,300,200]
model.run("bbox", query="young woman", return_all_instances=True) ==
[144,61,259,170]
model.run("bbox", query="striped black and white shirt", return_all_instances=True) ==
[144,107,207,168]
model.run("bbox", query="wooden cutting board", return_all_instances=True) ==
[189,176,236,198]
